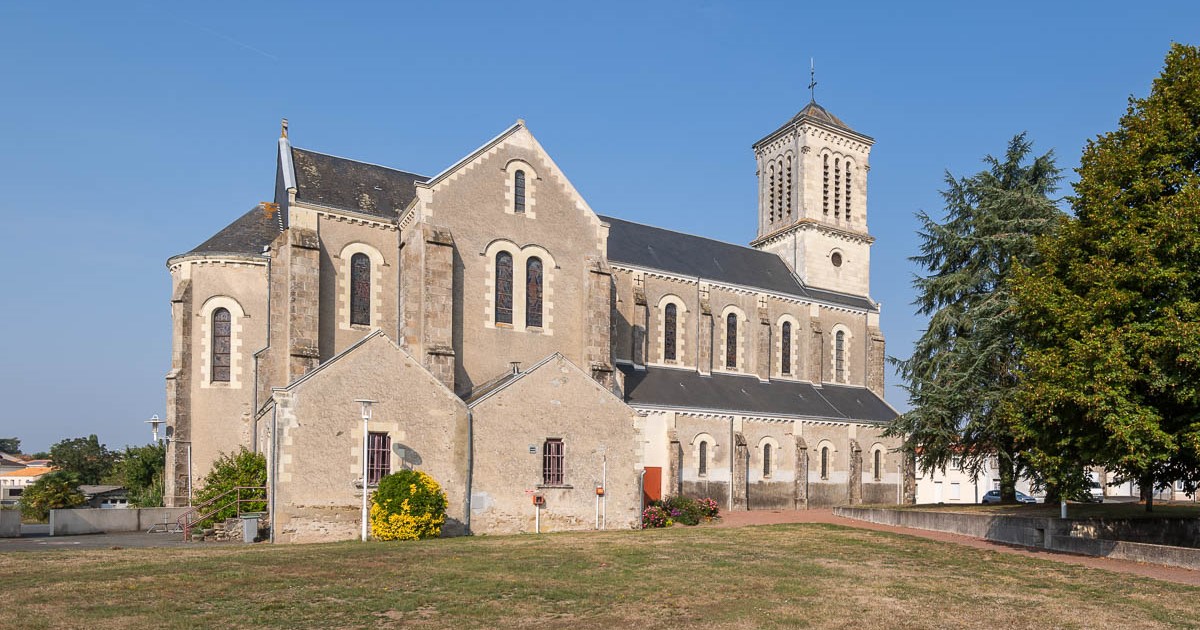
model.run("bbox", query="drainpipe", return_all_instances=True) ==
[601,454,607,530]
[728,417,735,513]
[464,409,473,534]
[638,469,647,529]
[269,404,278,543]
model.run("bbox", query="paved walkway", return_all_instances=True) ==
[715,508,1200,587]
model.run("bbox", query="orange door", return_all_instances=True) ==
[643,467,662,504]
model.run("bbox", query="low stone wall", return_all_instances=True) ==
[0,509,19,537]
[835,507,1200,571]
[49,508,189,536]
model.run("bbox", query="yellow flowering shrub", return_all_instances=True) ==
[369,470,447,541]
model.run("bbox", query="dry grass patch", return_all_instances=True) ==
[5,523,1199,629]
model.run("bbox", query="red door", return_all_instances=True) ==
[643,467,662,505]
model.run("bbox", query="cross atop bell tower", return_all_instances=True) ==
[750,97,876,297]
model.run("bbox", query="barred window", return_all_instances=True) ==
[768,163,776,223]
[781,321,792,374]
[699,441,708,476]
[367,432,391,486]
[763,443,773,477]
[664,303,677,361]
[835,330,846,382]
[726,313,738,369]
[845,163,853,223]
[542,438,564,485]
[822,155,830,215]
[834,158,842,219]
[821,446,830,480]
[350,253,371,326]
[211,308,231,383]
[514,170,526,213]
[526,257,543,328]
[495,251,513,325]
[874,449,882,482]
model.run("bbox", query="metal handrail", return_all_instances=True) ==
[177,486,267,540]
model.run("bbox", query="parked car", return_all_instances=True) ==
[981,490,1037,504]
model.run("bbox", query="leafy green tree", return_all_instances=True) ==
[1012,44,1200,511]
[109,443,166,507]
[19,471,86,521]
[887,133,1062,501]
[0,437,20,454]
[191,448,266,526]
[49,435,117,485]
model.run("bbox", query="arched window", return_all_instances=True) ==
[834,158,842,218]
[822,155,830,215]
[495,252,513,325]
[350,253,371,326]
[699,441,708,476]
[775,158,785,220]
[526,257,543,328]
[212,308,231,383]
[664,303,677,361]
[781,321,792,375]
[820,446,830,480]
[835,330,846,382]
[785,156,793,219]
[725,313,738,369]
[845,163,853,223]
[514,170,526,213]
[763,443,773,477]
[874,449,882,482]
[768,164,776,223]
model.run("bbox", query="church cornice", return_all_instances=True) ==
[751,219,875,249]
[166,254,268,271]
[753,116,874,154]
[291,202,400,231]
[608,262,875,315]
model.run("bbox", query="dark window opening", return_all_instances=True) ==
[514,170,526,213]
[874,449,882,482]
[763,443,773,477]
[367,432,391,486]
[699,441,708,476]
[726,313,738,369]
[542,438,564,485]
[350,253,371,326]
[496,252,513,325]
[212,308,231,383]
[526,257,543,328]
[781,321,792,374]
[664,303,677,361]
[821,447,829,480]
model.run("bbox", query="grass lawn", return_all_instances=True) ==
[7,523,1198,629]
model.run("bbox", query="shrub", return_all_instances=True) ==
[642,505,672,528]
[191,448,266,527]
[659,495,704,526]
[698,497,721,519]
[20,471,86,521]
[370,470,447,541]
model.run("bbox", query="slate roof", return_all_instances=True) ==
[600,215,876,311]
[183,204,283,258]
[290,147,427,219]
[619,364,897,424]
[790,101,856,133]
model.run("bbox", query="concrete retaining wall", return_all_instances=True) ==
[835,507,1200,571]
[49,508,189,536]
[0,509,19,537]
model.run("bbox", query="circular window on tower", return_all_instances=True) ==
[831,251,843,268]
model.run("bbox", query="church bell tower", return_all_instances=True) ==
[750,100,875,297]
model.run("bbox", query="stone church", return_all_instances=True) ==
[164,102,911,542]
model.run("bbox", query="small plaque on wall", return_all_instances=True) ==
[528,445,536,454]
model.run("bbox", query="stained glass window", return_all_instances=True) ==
[699,441,708,476]
[526,257,543,328]
[726,313,738,369]
[350,253,371,326]
[212,308,231,383]
[514,170,526,213]
[781,321,792,374]
[367,432,391,486]
[835,330,845,382]
[542,438,564,485]
[495,251,513,325]
[664,303,677,361]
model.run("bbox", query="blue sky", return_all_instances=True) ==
[0,1,1195,452]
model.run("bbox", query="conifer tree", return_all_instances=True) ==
[1013,44,1200,510]
[888,134,1062,501]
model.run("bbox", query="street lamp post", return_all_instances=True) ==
[354,399,376,542]
[145,414,164,443]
